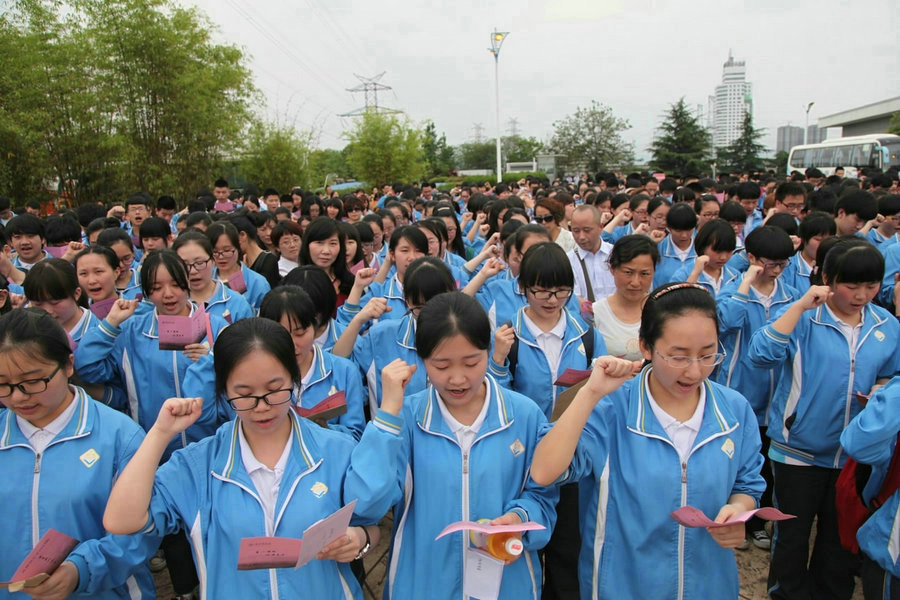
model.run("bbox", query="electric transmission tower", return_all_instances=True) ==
[472,123,485,143]
[339,72,402,117]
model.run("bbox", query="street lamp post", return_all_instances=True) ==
[489,29,508,184]
[804,101,815,143]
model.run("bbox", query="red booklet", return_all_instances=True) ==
[1,529,79,592]
[293,390,347,422]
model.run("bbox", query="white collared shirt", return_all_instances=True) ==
[568,243,616,301]
[645,378,706,462]
[522,311,567,381]
[17,388,79,454]
[239,423,292,534]
[824,303,864,350]
[699,269,725,295]
[750,281,777,309]
[436,383,491,451]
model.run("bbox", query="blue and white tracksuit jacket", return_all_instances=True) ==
[337,274,407,327]
[315,318,345,354]
[561,369,764,600]
[0,388,160,599]
[73,303,229,460]
[841,377,900,579]
[653,236,697,289]
[349,377,558,600]
[200,280,253,324]
[780,252,814,295]
[749,303,900,468]
[350,313,427,415]
[142,412,382,600]
[715,279,798,425]
[671,263,740,297]
[488,306,607,420]
[69,309,129,414]
[212,264,271,314]
[880,242,900,306]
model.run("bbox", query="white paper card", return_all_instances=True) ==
[463,547,504,600]
[295,500,357,568]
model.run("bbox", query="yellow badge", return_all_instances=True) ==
[875,330,886,342]
[79,448,100,468]
[509,439,525,457]
[577,343,586,356]
[328,385,338,396]
[310,481,329,498]
[721,438,735,459]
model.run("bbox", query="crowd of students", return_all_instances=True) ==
[2,166,900,600]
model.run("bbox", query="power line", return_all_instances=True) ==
[339,72,401,117]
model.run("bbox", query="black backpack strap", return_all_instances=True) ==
[581,327,594,368]
[507,336,519,377]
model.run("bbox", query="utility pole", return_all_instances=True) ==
[489,29,509,183]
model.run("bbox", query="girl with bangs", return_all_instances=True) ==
[299,217,355,308]
[672,219,740,296]
[207,221,271,313]
[750,238,900,600]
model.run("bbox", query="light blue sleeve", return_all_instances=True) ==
[841,377,900,467]
[344,409,408,522]
[73,319,125,384]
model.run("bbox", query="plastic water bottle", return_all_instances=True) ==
[469,518,523,561]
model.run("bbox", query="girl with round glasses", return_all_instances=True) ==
[531,282,764,600]
[207,222,271,314]
[103,318,382,599]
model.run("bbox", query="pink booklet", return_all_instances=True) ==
[214,201,235,213]
[89,297,118,320]
[435,520,546,540]
[158,305,212,351]
[46,245,69,259]
[1,528,79,592]
[670,505,795,529]
[237,537,302,570]
[226,270,247,294]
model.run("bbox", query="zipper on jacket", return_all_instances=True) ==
[32,452,41,545]
[172,352,187,448]
[461,448,470,600]
[677,461,687,600]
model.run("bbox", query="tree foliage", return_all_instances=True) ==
[648,98,711,177]
[504,135,543,164]
[548,100,634,174]
[422,121,455,177]
[307,149,351,189]
[889,112,900,136]
[344,111,424,186]
[0,0,253,204]
[455,142,495,170]
[716,112,767,173]
[241,122,312,193]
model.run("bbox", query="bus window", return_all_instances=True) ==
[884,142,900,169]
[819,147,834,166]
[790,148,806,166]
[832,145,847,166]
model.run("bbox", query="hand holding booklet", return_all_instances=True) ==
[1,529,79,592]
[237,500,357,570]
[158,305,212,351]
[670,505,794,528]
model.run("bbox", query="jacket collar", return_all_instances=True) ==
[627,367,737,445]
[659,235,697,259]
[397,314,417,350]
[306,345,332,388]
[791,252,813,276]
[417,374,513,439]
[70,309,97,342]
[385,275,404,299]
[0,386,93,449]
[810,302,888,339]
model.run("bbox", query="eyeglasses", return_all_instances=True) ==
[631,209,648,216]
[361,242,374,248]
[0,365,62,398]
[700,212,719,218]
[212,248,237,259]
[527,288,574,300]
[184,258,212,272]
[654,349,726,369]
[761,259,788,270]
[226,388,293,411]
[118,254,134,266]
[781,203,804,211]
[534,214,556,224]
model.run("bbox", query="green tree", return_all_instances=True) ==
[648,98,712,177]
[241,122,312,193]
[503,135,543,163]
[421,121,455,177]
[772,150,789,176]
[455,141,495,170]
[716,112,767,173]
[548,100,634,175]
[308,149,351,189]
[0,0,253,204]
[889,112,900,135]
[344,111,424,186]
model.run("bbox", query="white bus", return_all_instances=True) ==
[786,134,900,178]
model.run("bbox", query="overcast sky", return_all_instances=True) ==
[185,0,900,164]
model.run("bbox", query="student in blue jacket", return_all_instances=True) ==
[0,308,159,600]
[350,291,558,600]
[652,202,697,288]
[840,377,900,599]
[258,286,365,440]
[207,221,271,313]
[102,318,382,600]
[23,258,128,412]
[781,211,835,295]
[337,226,427,326]
[95,228,142,300]
[281,266,346,352]
[172,231,253,324]
[336,257,457,415]
[671,218,739,296]
[530,282,765,600]
[748,237,900,600]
